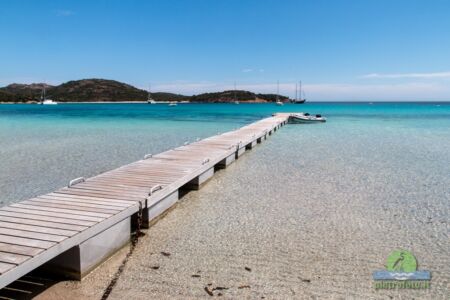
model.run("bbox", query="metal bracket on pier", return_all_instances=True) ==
[149,184,163,196]
[144,154,153,160]
[68,177,85,187]
[235,141,243,151]
[202,158,210,165]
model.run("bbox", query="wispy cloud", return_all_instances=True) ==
[242,68,265,73]
[362,71,450,79]
[55,9,74,17]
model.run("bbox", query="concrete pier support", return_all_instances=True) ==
[40,217,131,280]
[144,190,179,225]
[236,146,246,158]
[246,140,257,150]
[216,153,235,169]
[185,167,214,190]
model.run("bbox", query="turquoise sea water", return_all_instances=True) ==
[0,102,449,205]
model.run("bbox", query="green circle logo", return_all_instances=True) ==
[386,250,417,272]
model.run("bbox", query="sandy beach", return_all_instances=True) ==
[33,124,449,299]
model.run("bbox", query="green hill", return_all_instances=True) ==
[0,79,288,103]
[190,90,289,103]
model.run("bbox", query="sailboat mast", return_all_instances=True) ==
[276,80,279,102]
[299,81,302,100]
[295,82,298,101]
[148,83,152,101]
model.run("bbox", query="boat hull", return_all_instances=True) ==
[289,115,326,123]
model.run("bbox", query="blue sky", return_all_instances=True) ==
[1,0,450,100]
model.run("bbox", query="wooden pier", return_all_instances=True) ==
[0,113,291,289]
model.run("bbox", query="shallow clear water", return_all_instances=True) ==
[1,102,449,297]
[0,102,449,207]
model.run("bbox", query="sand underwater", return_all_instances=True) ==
[0,103,448,298]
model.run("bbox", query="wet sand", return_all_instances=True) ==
[36,127,449,299]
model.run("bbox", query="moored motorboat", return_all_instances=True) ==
[289,113,326,123]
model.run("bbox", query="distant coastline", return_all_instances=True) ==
[0,78,288,104]
[0,100,276,104]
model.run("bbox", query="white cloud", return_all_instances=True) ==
[241,69,253,73]
[362,71,450,79]
[56,9,74,17]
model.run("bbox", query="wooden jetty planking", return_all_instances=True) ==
[0,204,139,285]
[0,235,55,250]
[0,221,78,237]
[0,243,43,257]
[0,216,88,232]
[0,114,290,288]
[0,207,105,223]
[0,252,31,265]
[26,199,122,214]
[9,204,112,219]
[0,229,66,244]
[0,211,97,227]
[39,194,132,209]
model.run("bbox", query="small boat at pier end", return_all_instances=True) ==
[289,113,326,123]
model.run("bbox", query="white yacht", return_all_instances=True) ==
[42,99,57,105]
[168,101,177,106]
[233,82,239,104]
[147,84,156,104]
[40,85,57,105]
[275,80,283,105]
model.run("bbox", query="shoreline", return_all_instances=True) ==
[0,100,274,104]
[1,100,450,104]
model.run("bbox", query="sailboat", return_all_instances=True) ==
[292,81,306,104]
[275,80,283,106]
[147,84,156,104]
[233,81,239,104]
[40,84,57,105]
